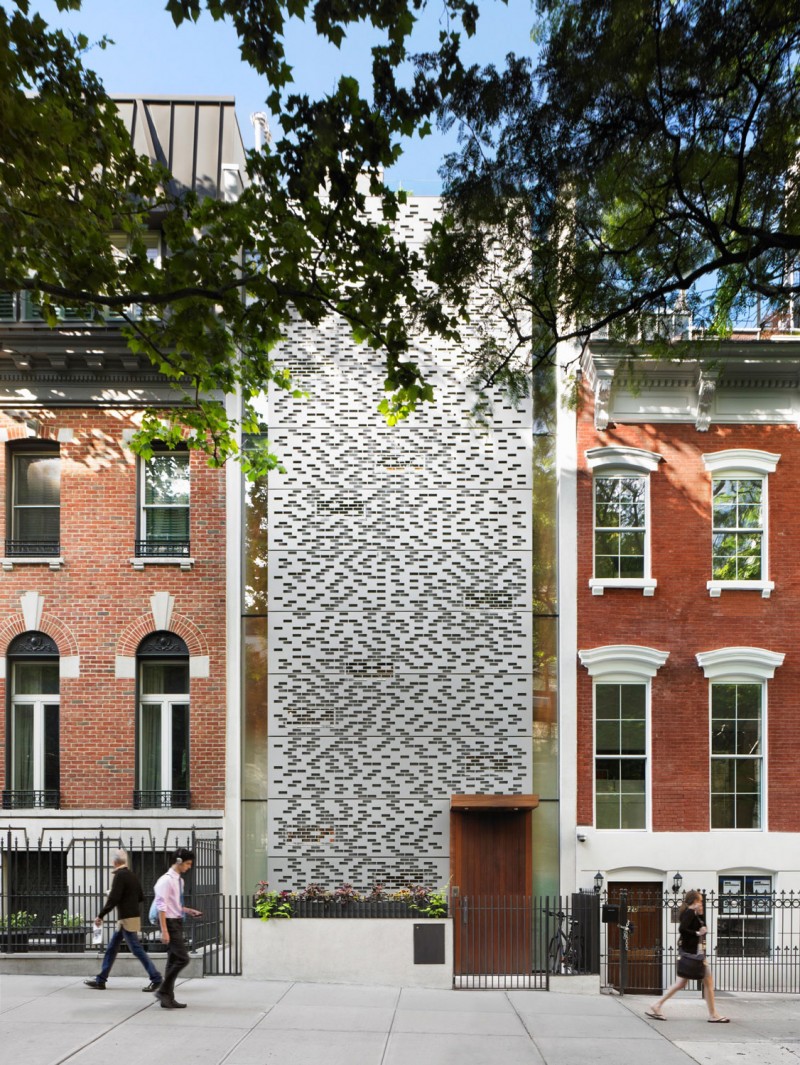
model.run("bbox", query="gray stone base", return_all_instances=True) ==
[0,950,203,978]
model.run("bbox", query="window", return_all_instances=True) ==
[710,683,762,829]
[135,632,190,808]
[107,231,161,320]
[703,450,779,597]
[7,445,60,557]
[595,683,647,829]
[137,448,190,558]
[717,874,773,956]
[696,646,783,831]
[586,446,662,595]
[3,632,60,809]
[579,644,669,831]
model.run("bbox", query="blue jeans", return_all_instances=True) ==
[96,926,161,985]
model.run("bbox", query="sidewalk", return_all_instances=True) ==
[1,973,797,1065]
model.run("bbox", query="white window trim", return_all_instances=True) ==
[587,447,662,596]
[697,646,782,833]
[134,449,192,569]
[581,646,667,833]
[139,695,189,793]
[703,449,779,598]
[10,688,59,792]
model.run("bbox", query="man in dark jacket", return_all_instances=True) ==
[84,848,162,992]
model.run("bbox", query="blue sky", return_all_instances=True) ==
[31,0,536,194]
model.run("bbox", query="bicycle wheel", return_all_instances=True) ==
[547,932,564,974]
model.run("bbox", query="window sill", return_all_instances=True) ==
[130,556,195,572]
[707,580,774,599]
[1,556,64,571]
[589,578,657,597]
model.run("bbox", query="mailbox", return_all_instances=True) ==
[601,903,619,924]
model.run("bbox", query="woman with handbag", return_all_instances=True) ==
[646,890,729,1022]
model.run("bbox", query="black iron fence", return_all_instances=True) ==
[0,829,230,969]
[600,889,800,995]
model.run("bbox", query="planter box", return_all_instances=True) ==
[242,917,452,988]
[1,934,30,954]
[51,931,88,953]
[292,900,421,919]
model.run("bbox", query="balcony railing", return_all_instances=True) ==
[2,789,60,809]
[133,790,191,809]
[5,539,60,557]
[0,291,148,324]
[134,539,191,558]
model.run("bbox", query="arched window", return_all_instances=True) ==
[4,631,60,809]
[135,631,190,809]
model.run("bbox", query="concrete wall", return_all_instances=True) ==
[241,918,452,988]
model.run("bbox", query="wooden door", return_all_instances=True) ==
[607,881,664,994]
[450,796,535,975]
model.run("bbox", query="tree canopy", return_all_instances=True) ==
[426,0,800,393]
[3,0,800,470]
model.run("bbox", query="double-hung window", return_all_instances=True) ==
[7,444,61,557]
[137,448,190,558]
[4,632,60,809]
[579,645,669,831]
[586,447,662,596]
[696,646,783,830]
[703,450,779,598]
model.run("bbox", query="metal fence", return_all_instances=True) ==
[600,889,800,995]
[452,894,601,989]
[0,829,234,971]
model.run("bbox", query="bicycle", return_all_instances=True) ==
[546,909,582,974]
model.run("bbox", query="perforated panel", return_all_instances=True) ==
[263,197,535,892]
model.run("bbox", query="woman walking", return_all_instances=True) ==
[646,889,729,1023]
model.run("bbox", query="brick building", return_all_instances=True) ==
[562,331,800,918]
[0,97,246,896]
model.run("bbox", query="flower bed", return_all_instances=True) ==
[253,881,448,921]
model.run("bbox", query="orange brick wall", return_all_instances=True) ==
[0,409,227,811]
[576,386,800,833]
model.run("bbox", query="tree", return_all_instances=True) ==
[424,0,800,394]
[1,0,480,476]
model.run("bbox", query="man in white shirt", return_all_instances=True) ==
[152,848,201,1009]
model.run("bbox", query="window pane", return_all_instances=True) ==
[711,792,735,828]
[594,553,619,578]
[711,758,735,791]
[12,704,34,790]
[712,719,736,754]
[596,794,619,829]
[620,720,645,754]
[736,793,761,829]
[141,661,189,695]
[596,720,619,755]
[15,508,60,541]
[147,507,190,540]
[621,685,646,718]
[44,704,60,791]
[171,704,189,791]
[595,685,619,719]
[140,703,161,791]
[620,794,646,829]
[14,662,59,695]
[736,720,760,755]
[14,454,60,505]
[145,454,190,505]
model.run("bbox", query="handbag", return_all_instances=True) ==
[677,947,706,979]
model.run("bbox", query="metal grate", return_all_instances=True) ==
[2,790,60,810]
[133,790,191,809]
[134,539,191,558]
[4,540,60,557]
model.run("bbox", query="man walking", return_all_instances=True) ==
[152,847,202,1009]
[84,848,162,992]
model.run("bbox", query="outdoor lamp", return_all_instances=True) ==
[594,871,604,893]
[672,872,683,894]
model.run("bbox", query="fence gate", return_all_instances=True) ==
[453,895,547,989]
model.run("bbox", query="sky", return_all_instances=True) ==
[30,0,537,194]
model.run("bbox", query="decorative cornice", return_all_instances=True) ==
[701,449,781,475]
[585,446,662,473]
[695,369,719,431]
[578,644,670,680]
[696,647,784,681]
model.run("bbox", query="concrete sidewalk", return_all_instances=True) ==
[0,974,797,1065]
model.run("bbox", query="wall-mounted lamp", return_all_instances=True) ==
[672,872,683,894]
[594,871,604,893]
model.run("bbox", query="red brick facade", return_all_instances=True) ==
[576,385,800,834]
[0,408,227,811]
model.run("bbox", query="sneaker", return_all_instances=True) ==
[142,980,162,993]
[84,979,105,990]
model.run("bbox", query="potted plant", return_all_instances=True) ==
[332,882,362,916]
[50,910,87,952]
[254,882,294,921]
[1,910,37,952]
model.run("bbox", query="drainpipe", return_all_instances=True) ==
[250,112,271,153]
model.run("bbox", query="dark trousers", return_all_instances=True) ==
[97,926,161,985]
[161,918,190,998]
